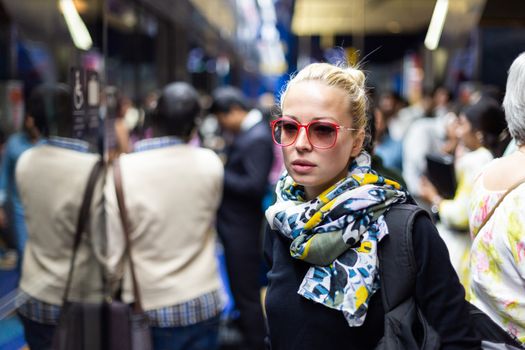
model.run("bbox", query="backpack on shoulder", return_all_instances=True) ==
[377,203,524,350]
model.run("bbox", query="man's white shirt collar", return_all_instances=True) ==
[241,109,263,131]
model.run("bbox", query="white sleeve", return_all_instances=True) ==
[402,122,429,196]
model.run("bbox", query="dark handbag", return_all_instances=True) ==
[425,153,457,199]
[52,159,152,350]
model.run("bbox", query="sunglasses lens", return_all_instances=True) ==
[272,119,298,146]
[309,122,337,148]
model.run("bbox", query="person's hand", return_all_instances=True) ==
[0,207,8,229]
[419,176,441,206]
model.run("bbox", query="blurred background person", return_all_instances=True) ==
[402,86,455,204]
[210,86,273,350]
[0,127,19,270]
[421,98,508,230]
[388,90,435,142]
[372,104,403,173]
[365,103,406,188]
[257,92,285,211]
[433,86,453,120]
[0,102,44,272]
[104,87,132,162]
[468,51,525,345]
[105,82,224,350]
[377,90,403,126]
[15,83,105,349]
[419,98,508,283]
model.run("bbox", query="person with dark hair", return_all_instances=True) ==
[419,98,508,285]
[0,86,47,271]
[151,84,200,138]
[25,83,72,138]
[209,86,273,350]
[105,82,224,350]
[372,105,403,173]
[433,85,454,119]
[15,83,105,348]
[364,106,406,188]
[420,98,508,232]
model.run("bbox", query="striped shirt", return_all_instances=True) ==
[133,136,182,152]
[17,293,62,325]
[44,136,91,153]
[17,290,222,327]
[145,290,222,327]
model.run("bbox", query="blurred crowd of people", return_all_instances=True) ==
[0,51,525,350]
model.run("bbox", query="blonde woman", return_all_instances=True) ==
[263,63,479,349]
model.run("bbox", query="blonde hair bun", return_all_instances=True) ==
[280,62,368,130]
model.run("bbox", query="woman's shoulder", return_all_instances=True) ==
[480,153,525,191]
[458,147,492,169]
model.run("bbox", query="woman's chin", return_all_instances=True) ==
[289,173,316,187]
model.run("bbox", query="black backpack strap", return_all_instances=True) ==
[379,203,430,311]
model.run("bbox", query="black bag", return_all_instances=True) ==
[376,203,524,350]
[375,203,440,350]
[52,159,152,350]
[425,153,457,199]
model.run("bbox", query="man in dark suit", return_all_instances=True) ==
[210,86,274,350]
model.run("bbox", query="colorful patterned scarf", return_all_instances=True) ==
[265,152,407,326]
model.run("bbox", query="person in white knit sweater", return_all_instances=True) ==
[16,83,105,349]
[105,82,224,350]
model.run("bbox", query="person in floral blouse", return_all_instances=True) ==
[468,52,525,345]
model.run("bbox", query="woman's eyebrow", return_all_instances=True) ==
[282,114,338,122]
[282,114,298,120]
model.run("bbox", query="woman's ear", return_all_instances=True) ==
[350,129,366,158]
[475,130,484,144]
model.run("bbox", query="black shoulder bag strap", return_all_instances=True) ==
[379,203,428,310]
[377,203,441,350]
[62,159,105,304]
[113,158,145,314]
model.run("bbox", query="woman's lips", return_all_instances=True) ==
[290,160,316,174]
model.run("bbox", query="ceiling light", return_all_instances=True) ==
[59,0,93,51]
[424,0,449,50]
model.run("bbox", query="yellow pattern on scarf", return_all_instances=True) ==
[355,285,369,309]
[302,173,401,232]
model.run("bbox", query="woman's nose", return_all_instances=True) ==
[294,127,313,151]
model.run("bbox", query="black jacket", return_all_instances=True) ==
[218,119,274,245]
[263,211,480,350]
